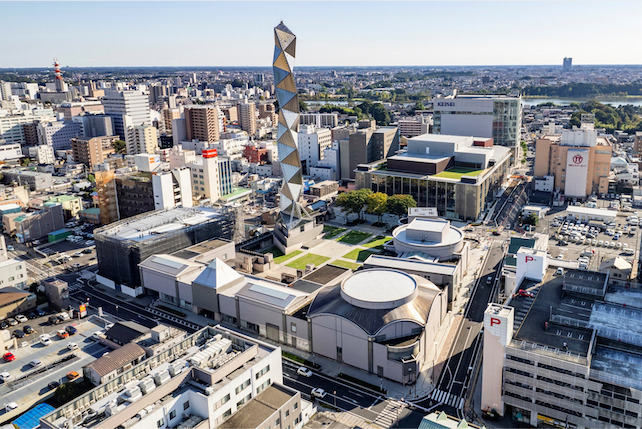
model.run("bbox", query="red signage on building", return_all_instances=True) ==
[572,154,583,164]
[490,317,501,326]
[203,149,218,159]
[525,255,534,263]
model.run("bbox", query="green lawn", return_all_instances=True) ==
[342,249,377,262]
[323,225,347,239]
[362,235,393,249]
[286,253,330,270]
[337,230,372,245]
[433,167,485,180]
[274,250,302,264]
[330,260,362,270]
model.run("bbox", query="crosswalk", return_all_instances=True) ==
[374,399,406,428]
[430,389,465,409]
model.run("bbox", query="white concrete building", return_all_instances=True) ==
[392,218,466,260]
[0,236,27,290]
[188,149,220,203]
[297,124,332,175]
[33,144,55,164]
[152,167,193,210]
[398,115,430,137]
[0,143,22,161]
[133,153,162,172]
[37,120,83,150]
[103,90,151,138]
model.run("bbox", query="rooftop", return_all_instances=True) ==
[341,269,418,310]
[95,206,225,242]
[302,264,349,285]
[433,167,486,179]
[218,384,295,429]
[84,343,146,377]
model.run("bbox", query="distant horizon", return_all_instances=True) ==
[3,1,641,67]
[2,64,642,71]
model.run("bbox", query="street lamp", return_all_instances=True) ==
[333,390,336,407]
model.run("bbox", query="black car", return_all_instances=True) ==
[48,381,60,390]
[23,325,34,334]
[27,311,37,319]
[48,315,60,325]
[35,308,46,317]
[0,321,8,330]
[12,329,25,338]
[65,326,77,335]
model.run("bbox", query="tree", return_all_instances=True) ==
[370,103,390,126]
[299,99,309,112]
[386,194,417,217]
[112,139,126,154]
[335,189,372,220]
[87,173,95,183]
[523,213,539,227]
[366,192,388,223]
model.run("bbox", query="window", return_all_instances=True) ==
[222,393,230,404]
[183,401,189,410]
[294,402,298,410]
[275,418,280,426]
[169,410,176,420]
[285,410,290,417]
[223,409,232,418]
[291,323,297,333]
[157,418,164,428]
[235,379,251,394]
[256,365,270,379]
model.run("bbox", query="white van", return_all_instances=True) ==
[556,267,564,275]
[623,249,635,256]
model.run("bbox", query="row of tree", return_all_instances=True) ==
[569,101,642,132]
[334,189,417,222]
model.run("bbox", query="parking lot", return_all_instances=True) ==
[0,313,109,417]
[537,205,641,272]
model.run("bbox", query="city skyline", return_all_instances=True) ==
[3,1,642,68]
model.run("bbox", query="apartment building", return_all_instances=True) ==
[126,124,158,155]
[297,125,332,175]
[71,136,117,168]
[103,90,151,138]
[185,106,220,142]
[238,102,257,137]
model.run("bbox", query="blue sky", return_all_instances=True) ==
[2,1,641,67]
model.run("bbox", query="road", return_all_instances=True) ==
[419,238,506,417]
[282,360,425,428]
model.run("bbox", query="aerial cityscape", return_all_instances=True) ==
[1,1,642,429]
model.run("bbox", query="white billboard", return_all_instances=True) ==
[564,149,589,198]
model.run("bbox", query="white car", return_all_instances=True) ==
[68,342,78,351]
[4,402,18,411]
[29,359,42,368]
[297,367,313,377]
[15,314,28,324]
[311,388,326,399]
[0,372,12,382]
[92,331,104,340]
[40,334,52,346]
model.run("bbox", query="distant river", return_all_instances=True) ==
[522,97,642,107]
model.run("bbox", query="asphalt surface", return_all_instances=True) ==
[419,235,507,417]
[282,360,425,428]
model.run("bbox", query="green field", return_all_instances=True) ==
[433,167,485,180]
[342,249,377,262]
[323,225,347,239]
[362,235,393,249]
[286,253,330,270]
[273,250,303,264]
[337,230,372,245]
[330,260,362,270]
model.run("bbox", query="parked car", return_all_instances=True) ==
[65,325,77,335]
[66,371,80,381]
[22,325,34,335]
[2,352,15,362]
[0,372,12,382]
[67,343,78,351]
[48,381,60,390]
[515,289,535,298]
[29,359,42,368]
[40,334,52,346]
[34,308,46,317]
[12,330,25,339]
[48,315,60,325]
[297,367,313,377]
[15,314,28,324]
[57,330,69,339]
[0,321,8,330]
[27,311,37,320]
[7,318,18,326]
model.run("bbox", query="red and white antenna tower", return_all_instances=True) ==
[53,58,64,92]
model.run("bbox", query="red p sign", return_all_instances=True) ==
[525,256,534,263]
[490,318,501,327]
